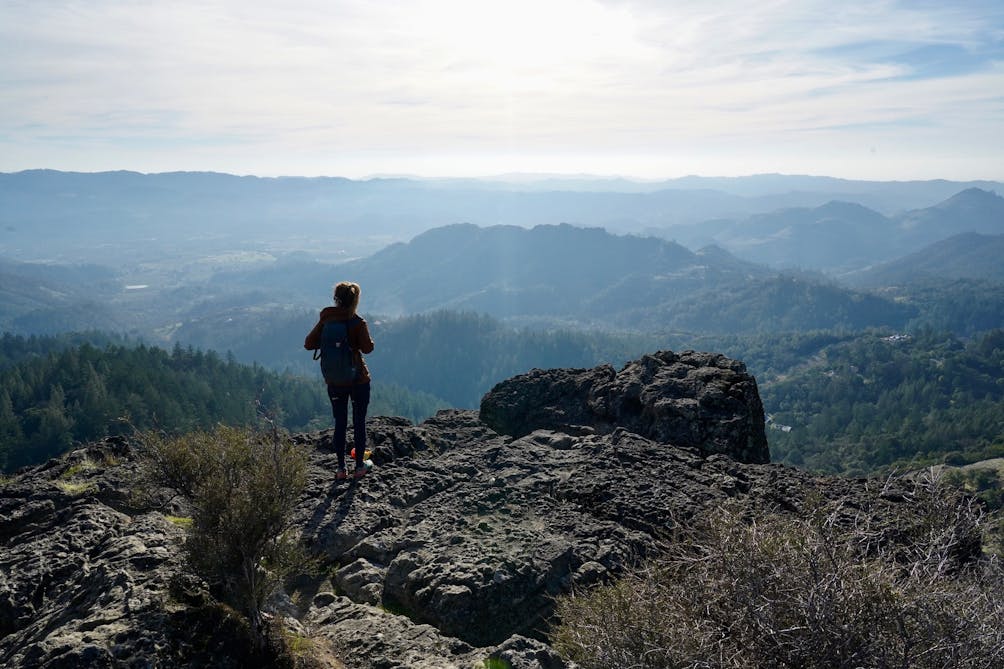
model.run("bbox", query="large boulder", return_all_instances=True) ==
[479,350,769,464]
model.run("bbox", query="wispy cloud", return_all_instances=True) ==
[1,0,1001,179]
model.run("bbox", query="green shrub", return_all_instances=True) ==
[140,425,309,651]
[553,481,1004,669]
[482,659,512,669]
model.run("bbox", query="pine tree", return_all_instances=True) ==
[0,390,24,470]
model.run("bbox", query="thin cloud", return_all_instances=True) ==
[0,0,1001,179]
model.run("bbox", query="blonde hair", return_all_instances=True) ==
[333,281,361,313]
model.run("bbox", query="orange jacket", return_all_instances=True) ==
[304,306,375,385]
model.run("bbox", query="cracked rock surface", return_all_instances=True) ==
[1,352,936,668]
[480,350,769,463]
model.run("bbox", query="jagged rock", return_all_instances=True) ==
[302,595,576,669]
[0,353,965,668]
[479,350,770,463]
[306,595,475,668]
[335,558,385,605]
[0,441,266,669]
[489,635,576,669]
[293,411,935,649]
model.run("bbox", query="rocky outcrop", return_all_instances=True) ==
[0,352,954,668]
[480,350,769,464]
[0,439,263,668]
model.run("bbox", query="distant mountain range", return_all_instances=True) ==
[664,188,1004,273]
[3,170,1001,271]
[307,223,916,333]
[894,188,1004,248]
[846,232,1004,287]
[181,221,772,322]
[333,223,760,318]
[0,220,923,338]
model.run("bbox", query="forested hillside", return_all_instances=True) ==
[324,316,1004,477]
[328,222,767,322]
[170,309,665,408]
[0,331,127,366]
[370,311,665,407]
[200,222,982,335]
[649,276,917,333]
[895,279,1004,336]
[846,233,1004,287]
[4,319,1004,482]
[763,330,1004,475]
[0,334,445,472]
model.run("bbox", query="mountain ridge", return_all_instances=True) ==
[665,188,1004,272]
[4,170,1001,268]
[845,232,1004,287]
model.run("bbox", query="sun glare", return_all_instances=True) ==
[410,0,644,86]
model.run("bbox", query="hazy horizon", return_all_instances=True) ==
[5,168,1004,188]
[2,1,1003,182]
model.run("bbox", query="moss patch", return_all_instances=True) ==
[165,515,194,527]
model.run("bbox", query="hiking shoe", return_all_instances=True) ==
[353,467,368,479]
[336,468,348,480]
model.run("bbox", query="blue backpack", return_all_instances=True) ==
[315,317,359,384]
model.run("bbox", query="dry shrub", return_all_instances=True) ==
[140,425,309,652]
[553,477,1004,669]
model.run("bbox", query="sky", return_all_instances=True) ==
[1,0,1002,181]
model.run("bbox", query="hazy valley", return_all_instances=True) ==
[4,170,1003,336]
[2,170,1003,482]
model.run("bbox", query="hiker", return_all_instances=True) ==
[304,281,375,480]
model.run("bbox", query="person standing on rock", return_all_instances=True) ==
[305,281,375,480]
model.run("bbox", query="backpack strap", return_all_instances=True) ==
[345,315,361,346]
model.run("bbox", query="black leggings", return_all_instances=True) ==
[327,382,371,469]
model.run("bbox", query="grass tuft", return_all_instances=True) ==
[60,459,97,480]
[165,515,194,527]
[55,480,97,495]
